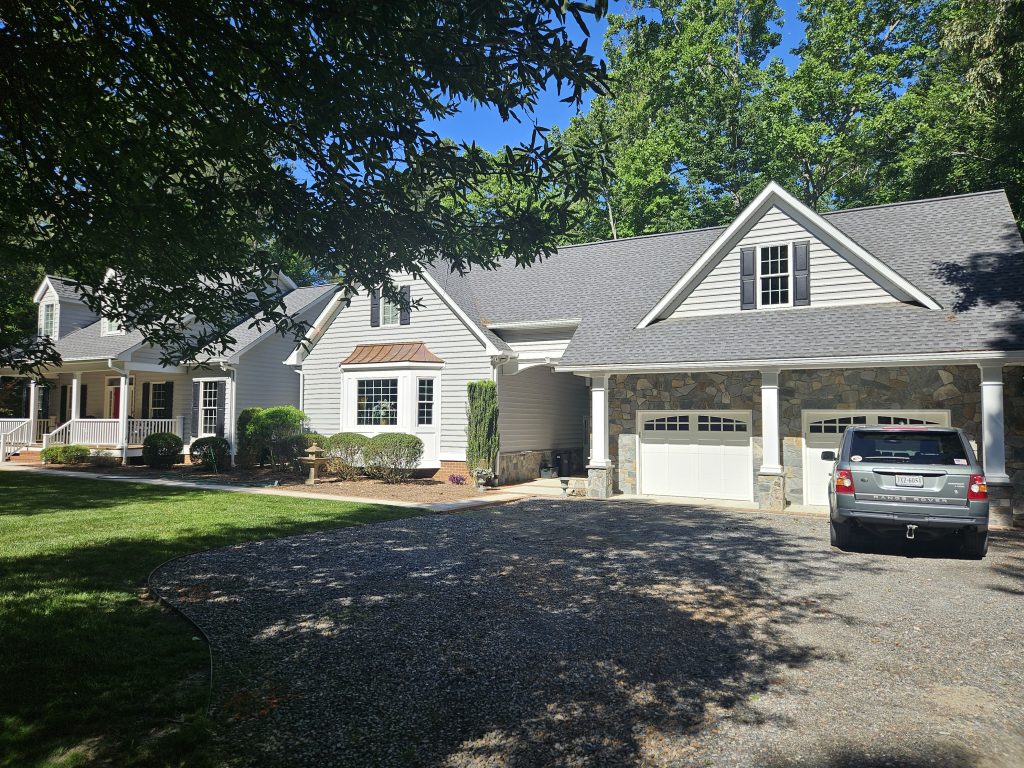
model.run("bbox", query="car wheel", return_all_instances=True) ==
[830,519,855,550]
[961,529,988,560]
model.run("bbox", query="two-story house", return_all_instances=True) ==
[290,183,1024,526]
[0,274,335,463]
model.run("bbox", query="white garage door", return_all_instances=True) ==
[639,411,753,501]
[802,409,951,506]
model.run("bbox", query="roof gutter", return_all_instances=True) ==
[484,318,581,331]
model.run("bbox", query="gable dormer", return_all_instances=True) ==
[33,276,99,340]
[639,182,940,327]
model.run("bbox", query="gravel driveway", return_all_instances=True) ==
[151,500,1024,768]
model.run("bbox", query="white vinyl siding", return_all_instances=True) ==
[300,273,492,456]
[671,206,898,318]
[496,365,589,452]
[494,327,573,364]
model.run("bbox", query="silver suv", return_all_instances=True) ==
[824,426,989,558]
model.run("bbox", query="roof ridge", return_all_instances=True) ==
[553,189,1008,251]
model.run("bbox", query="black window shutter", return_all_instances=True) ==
[191,381,201,437]
[214,381,226,438]
[163,382,174,419]
[141,382,151,419]
[59,386,68,423]
[740,247,757,310]
[400,286,411,325]
[370,289,380,327]
[793,240,811,306]
[79,385,88,419]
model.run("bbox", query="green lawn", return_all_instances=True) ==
[0,471,425,768]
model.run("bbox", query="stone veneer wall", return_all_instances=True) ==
[497,448,586,486]
[608,366,1024,526]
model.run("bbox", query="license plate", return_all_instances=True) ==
[895,475,923,488]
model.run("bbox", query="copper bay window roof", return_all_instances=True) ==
[339,342,444,366]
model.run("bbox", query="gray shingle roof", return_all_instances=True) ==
[53,283,336,363]
[45,276,87,303]
[425,190,1024,367]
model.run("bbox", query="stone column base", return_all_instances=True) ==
[587,464,615,499]
[988,483,1016,528]
[757,473,786,512]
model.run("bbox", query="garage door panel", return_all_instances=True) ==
[639,411,752,501]
[802,410,950,506]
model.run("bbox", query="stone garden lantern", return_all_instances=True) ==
[299,443,327,485]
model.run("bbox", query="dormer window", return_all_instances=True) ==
[758,244,791,307]
[40,303,55,338]
[380,296,401,326]
[101,317,124,336]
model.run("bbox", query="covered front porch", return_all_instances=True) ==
[0,363,196,462]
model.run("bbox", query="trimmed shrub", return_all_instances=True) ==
[363,433,423,483]
[89,451,121,468]
[324,432,369,480]
[40,444,91,465]
[235,407,263,467]
[245,406,306,466]
[466,380,499,473]
[190,436,231,471]
[142,432,183,469]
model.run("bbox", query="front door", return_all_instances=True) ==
[105,377,135,419]
[802,410,951,506]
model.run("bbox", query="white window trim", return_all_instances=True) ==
[755,241,795,310]
[147,380,169,417]
[380,296,401,327]
[101,317,125,336]
[339,364,443,437]
[40,302,56,338]
[416,377,435,427]
[191,376,229,440]
[198,380,221,438]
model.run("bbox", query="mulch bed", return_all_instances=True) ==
[40,463,482,504]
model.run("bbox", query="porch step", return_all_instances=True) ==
[6,452,44,465]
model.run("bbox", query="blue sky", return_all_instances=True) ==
[426,0,804,152]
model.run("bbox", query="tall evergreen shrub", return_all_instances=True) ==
[466,380,499,471]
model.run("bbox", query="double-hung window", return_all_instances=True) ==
[380,298,401,326]
[357,378,398,426]
[150,383,168,418]
[40,303,55,338]
[758,244,791,307]
[417,379,434,426]
[101,317,123,336]
[200,381,219,436]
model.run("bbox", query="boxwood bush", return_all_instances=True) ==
[190,436,231,471]
[141,432,183,469]
[363,433,423,483]
[324,432,369,480]
[39,444,91,465]
[244,406,306,466]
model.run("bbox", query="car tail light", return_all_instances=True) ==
[968,474,988,501]
[835,469,855,494]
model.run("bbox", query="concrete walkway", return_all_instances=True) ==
[0,463,526,513]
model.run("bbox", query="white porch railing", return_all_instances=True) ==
[0,419,31,461]
[34,418,52,443]
[42,417,185,450]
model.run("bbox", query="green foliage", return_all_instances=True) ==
[189,437,231,472]
[142,432,184,469]
[363,433,424,483]
[89,451,121,468]
[0,470,423,768]
[244,406,306,466]
[0,2,610,374]
[235,407,263,468]
[40,444,90,465]
[324,433,371,480]
[466,380,500,472]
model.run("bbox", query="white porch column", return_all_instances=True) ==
[70,374,81,421]
[118,373,130,464]
[27,379,38,443]
[588,373,610,468]
[979,364,1010,483]
[759,368,783,475]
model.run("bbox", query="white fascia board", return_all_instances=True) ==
[32,277,53,303]
[484,318,581,331]
[227,289,336,364]
[418,270,503,355]
[555,350,1024,375]
[284,288,350,367]
[338,361,445,373]
[636,181,941,328]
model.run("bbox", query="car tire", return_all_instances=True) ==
[961,529,988,560]
[830,519,855,550]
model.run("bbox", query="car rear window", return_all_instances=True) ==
[847,431,969,466]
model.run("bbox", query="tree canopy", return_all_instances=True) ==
[560,0,1024,242]
[0,1,609,372]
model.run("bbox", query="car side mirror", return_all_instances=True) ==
[820,450,836,462]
